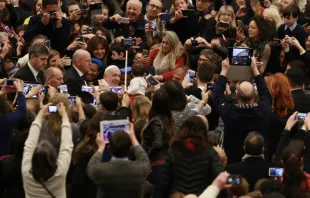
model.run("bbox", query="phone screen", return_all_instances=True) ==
[146,75,158,86]
[48,106,58,113]
[160,13,173,22]
[188,70,195,83]
[100,120,128,143]
[82,85,93,93]
[5,80,14,86]
[108,86,123,94]
[228,47,253,66]
[269,168,284,177]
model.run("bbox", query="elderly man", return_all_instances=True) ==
[100,65,121,87]
[64,49,93,103]
[44,67,64,88]
[0,32,12,78]
[103,0,147,49]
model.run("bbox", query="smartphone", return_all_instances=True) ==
[122,38,136,47]
[77,36,84,42]
[82,85,93,93]
[181,9,195,17]
[253,83,257,91]
[188,70,195,83]
[4,26,14,37]
[296,113,307,121]
[219,21,230,29]
[40,86,49,94]
[100,119,128,143]
[160,13,173,22]
[48,106,58,113]
[68,96,76,104]
[227,175,241,185]
[228,47,253,66]
[119,17,130,24]
[5,79,15,86]
[269,168,284,177]
[45,40,51,48]
[23,83,40,98]
[59,85,69,95]
[146,74,159,86]
[207,82,215,91]
[108,86,123,94]
[237,20,245,29]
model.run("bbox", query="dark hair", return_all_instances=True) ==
[99,91,119,111]
[86,36,109,60]
[29,44,49,58]
[31,140,57,182]
[74,111,112,163]
[250,15,275,41]
[93,26,112,44]
[131,63,146,77]
[171,116,210,156]
[109,131,131,158]
[0,95,13,116]
[16,25,28,34]
[199,49,220,65]
[286,67,305,87]
[161,80,187,111]
[31,35,48,46]
[146,88,174,139]
[66,0,80,15]
[111,43,126,55]
[212,37,228,48]
[42,0,58,9]
[282,143,308,198]
[244,132,264,155]
[258,179,283,195]
[283,4,300,18]
[79,119,89,140]
[197,61,216,83]
[83,104,97,119]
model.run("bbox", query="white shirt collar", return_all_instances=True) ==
[73,65,84,77]
[28,61,39,79]
[285,22,297,31]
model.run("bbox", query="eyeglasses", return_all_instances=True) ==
[221,13,232,17]
[148,3,162,10]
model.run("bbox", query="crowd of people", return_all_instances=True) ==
[0,0,310,197]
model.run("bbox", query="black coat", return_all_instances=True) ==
[160,145,224,197]
[13,64,44,84]
[23,14,70,54]
[291,89,310,113]
[64,67,93,104]
[212,75,272,165]
[227,157,270,191]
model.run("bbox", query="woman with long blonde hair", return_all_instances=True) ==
[131,96,151,143]
[215,5,237,40]
[263,8,283,29]
[146,31,186,82]
[265,73,294,161]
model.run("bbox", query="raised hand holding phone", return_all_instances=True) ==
[285,111,298,131]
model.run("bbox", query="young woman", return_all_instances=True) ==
[141,88,175,198]
[146,31,186,82]
[22,103,73,197]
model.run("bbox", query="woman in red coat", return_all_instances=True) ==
[146,31,187,81]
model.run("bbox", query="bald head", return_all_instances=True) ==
[72,49,92,74]
[45,67,64,88]
[237,81,255,103]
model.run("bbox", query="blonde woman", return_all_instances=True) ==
[263,8,283,29]
[215,5,237,40]
[146,31,186,82]
[131,96,151,143]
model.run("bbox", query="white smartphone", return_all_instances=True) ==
[100,119,128,143]
[119,17,130,24]
[188,70,195,83]
[81,85,93,93]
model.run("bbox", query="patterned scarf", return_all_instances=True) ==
[246,39,269,61]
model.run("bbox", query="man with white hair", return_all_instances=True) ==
[103,0,147,48]
[103,65,121,87]
[64,49,93,103]
[44,67,64,88]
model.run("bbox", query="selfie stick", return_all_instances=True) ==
[124,50,128,92]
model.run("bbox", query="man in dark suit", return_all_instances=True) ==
[87,124,152,198]
[286,67,310,113]
[64,49,93,103]
[227,132,270,191]
[14,44,48,84]
[212,58,272,165]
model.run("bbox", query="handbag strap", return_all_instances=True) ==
[40,181,56,198]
